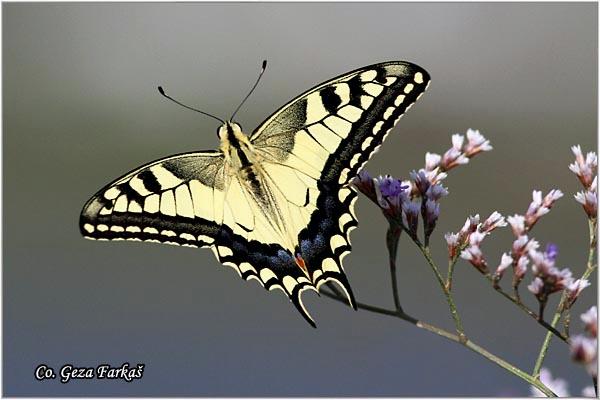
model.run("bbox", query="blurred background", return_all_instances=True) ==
[3,2,597,396]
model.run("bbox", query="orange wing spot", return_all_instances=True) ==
[295,255,310,278]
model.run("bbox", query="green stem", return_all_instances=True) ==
[321,288,556,397]
[386,224,404,313]
[485,274,568,342]
[532,218,597,379]
[446,256,458,291]
[418,244,466,342]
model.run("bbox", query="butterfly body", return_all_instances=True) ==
[80,61,430,326]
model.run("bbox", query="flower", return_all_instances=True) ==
[507,214,526,236]
[530,368,570,397]
[575,185,598,219]
[525,190,563,229]
[445,232,461,259]
[570,335,598,377]
[460,231,488,273]
[494,252,513,280]
[545,243,559,261]
[464,129,493,156]
[566,279,590,307]
[410,170,431,196]
[581,306,597,338]
[527,277,544,296]
[425,183,448,201]
[351,170,376,202]
[377,175,405,198]
[512,235,539,259]
[370,174,411,224]
[479,211,507,234]
[527,245,574,304]
[402,200,420,238]
[569,145,597,189]
[460,214,480,238]
[425,152,441,171]
[582,386,596,397]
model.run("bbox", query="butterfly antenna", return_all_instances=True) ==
[230,60,267,121]
[157,86,225,124]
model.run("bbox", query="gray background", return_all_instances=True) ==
[3,2,597,396]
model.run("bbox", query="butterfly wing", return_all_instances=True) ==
[79,150,329,326]
[80,151,227,247]
[248,61,430,315]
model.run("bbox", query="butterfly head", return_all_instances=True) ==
[218,121,252,159]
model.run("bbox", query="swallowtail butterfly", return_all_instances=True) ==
[80,61,430,326]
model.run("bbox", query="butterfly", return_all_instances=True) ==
[80,61,430,327]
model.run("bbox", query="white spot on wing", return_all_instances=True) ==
[322,257,339,272]
[361,136,373,151]
[160,190,176,216]
[175,185,194,218]
[337,105,362,122]
[324,115,352,138]
[260,268,277,283]
[363,82,384,97]
[114,195,128,212]
[360,95,374,110]
[217,246,233,257]
[104,187,120,200]
[150,165,182,190]
[359,70,377,81]
[394,94,405,106]
[414,72,424,84]
[403,83,414,94]
[383,106,395,120]
[128,200,142,213]
[144,194,159,214]
[83,223,94,233]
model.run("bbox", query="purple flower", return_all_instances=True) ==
[377,175,405,198]
[402,200,420,238]
[545,243,559,261]
[351,170,376,202]
[425,183,448,201]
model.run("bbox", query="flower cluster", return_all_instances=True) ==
[492,190,563,289]
[444,212,507,272]
[526,245,589,312]
[570,306,598,379]
[417,129,492,191]
[570,145,598,220]
[351,129,493,244]
[352,171,448,242]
